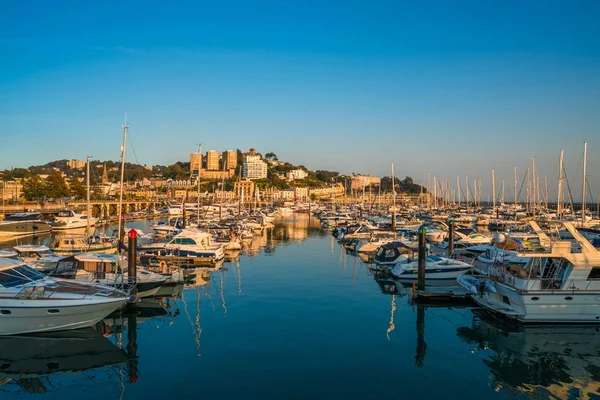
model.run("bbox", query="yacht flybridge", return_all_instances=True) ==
[458,221,600,324]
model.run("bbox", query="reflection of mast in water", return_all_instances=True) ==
[236,258,242,295]
[353,255,357,285]
[330,235,334,253]
[219,268,227,315]
[386,294,396,340]
[181,288,202,355]
[339,241,347,270]
[457,311,600,399]
[194,287,202,356]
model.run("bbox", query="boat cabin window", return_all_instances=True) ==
[0,265,45,287]
[587,267,600,280]
[79,261,119,276]
[171,238,197,245]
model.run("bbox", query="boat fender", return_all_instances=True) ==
[159,261,168,273]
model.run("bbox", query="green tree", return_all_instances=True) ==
[264,152,278,161]
[69,177,87,199]
[21,176,45,201]
[44,171,69,199]
[316,170,339,182]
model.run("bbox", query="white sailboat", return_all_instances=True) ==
[51,157,117,254]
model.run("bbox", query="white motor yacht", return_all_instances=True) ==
[0,258,129,335]
[391,255,473,281]
[140,228,225,264]
[458,222,600,324]
[0,212,51,238]
[53,209,97,231]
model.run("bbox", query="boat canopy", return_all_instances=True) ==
[375,241,417,264]
[3,213,44,222]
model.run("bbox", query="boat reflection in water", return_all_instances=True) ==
[0,297,175,397]
[0,328,126,395]
[457,309,600,399]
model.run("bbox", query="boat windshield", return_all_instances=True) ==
[0,265,46,288]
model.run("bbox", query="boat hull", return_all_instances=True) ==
[473,284,600,324]
[0,297,127,335]
[392,265,473,280]
[0,222,52,237]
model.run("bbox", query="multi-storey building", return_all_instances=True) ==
[309,184,345,199]
[206,150,221,171]
[351,174,381,189]
[190,153,202,173]
[0,180,23,202]
[286,169,308,181]
[223,150,238,170]
[234,180,255,199]
[67,159,85,169]
[242,150,268,180]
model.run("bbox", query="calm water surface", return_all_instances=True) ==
[1,216,599,399]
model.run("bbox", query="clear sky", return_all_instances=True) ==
[1,0,599,201]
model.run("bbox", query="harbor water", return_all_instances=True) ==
[1,215,599,399]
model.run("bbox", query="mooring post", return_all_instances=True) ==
[448,219,455,258]
[127,229,138,296]
[417,226,426,291]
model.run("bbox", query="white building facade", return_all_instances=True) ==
[242,154,268,180]
[286,169,308,181]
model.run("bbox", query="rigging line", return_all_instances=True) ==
[126,130,141,166]
[425,309,463,328]
[563,165,576,216]
[516,167,529,204]
[585,177,595,204]
[568,151,584,202]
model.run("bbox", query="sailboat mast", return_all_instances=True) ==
[582,141,588,225]
[465,175,469,207]
[558,150,564,219]
[117,119,128,248]
[196,143,202,226]
[531,157,536,215]
[86,156,91,235]
[513,166,517,204]
[491,168,496,211]
[427,172,431,210]
[391,162,396,232]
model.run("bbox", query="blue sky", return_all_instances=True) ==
[1,0,599,201]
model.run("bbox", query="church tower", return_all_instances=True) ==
[101,163,109,184]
